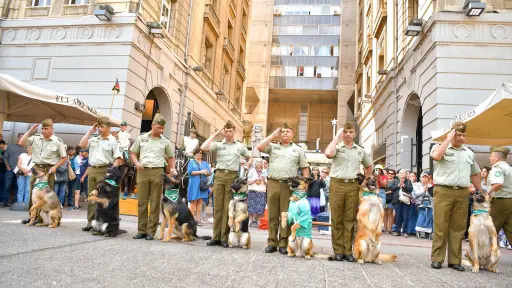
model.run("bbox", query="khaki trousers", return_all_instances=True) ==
[212,171,238,242]
[136,168,164,236]
[28,164,55,220]
[431,186,469,265]
[267,179,292,248]
[87,166,108,224]
[491,198,512,244]
[329,179,359,255]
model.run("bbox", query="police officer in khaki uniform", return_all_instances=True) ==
[488,146,512,245]
[324,121,373,262]
[201,121,252,247]
[130,114,175,240]
[256,123,309,254]
[79,117,123,231]
[19,119,67,224]
[430,122,483,271]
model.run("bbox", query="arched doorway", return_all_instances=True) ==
[400,93,423,175]
[140,87,172,139]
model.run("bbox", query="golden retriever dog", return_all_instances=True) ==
[26,168,62,228]
[353,174,397,264]
[464,190,500,273]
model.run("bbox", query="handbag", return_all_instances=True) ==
[16,157,31,176]
[319,189,326,207]
[399,189,411,205]
[194,160,209,191]
[68,162,76,181]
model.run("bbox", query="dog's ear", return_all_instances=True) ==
[357,173,365,185]
[241,177,248,184]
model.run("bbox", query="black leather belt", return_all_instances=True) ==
[436,185,467,190]
[143,167,164,169]
[91,165,107,169]
[35,164,52,168]
[269,178,287,183]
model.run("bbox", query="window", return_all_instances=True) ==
[272,45,292,56]
[32,0,51,6]
[331,67,338,77]
[69,0,88,4]
[292,46,309,56]
[332,45,339,56]
[234,83,242,109]
[227,21,234,44]
[312,46,330,56]
[160,0,171,31]
[222,65,231,97]
[298,66,314,77]
[315,66,331,78]
[203,39,214,74]
[285,66,298,76]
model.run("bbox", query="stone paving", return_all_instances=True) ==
[0,207,511,288]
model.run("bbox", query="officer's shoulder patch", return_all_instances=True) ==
[495,171,503,177]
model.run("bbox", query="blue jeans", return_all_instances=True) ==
[54,181,67,205]
[1,170,16,204]
[405,204,418,234]
[16,174,31,204]
[392,202,410,233]
[378,188,386,207]
[66,179,75,206]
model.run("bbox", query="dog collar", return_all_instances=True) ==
[164,189,179,202]
[105,179,118,187]
[473,209,489,215]
[362,191,377,197]
[233,192,247,200]
[34,182,49,190]
[292,190,307,199]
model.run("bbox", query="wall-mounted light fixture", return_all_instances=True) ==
[215,91,226,101]
[464,0,486,17]
[94,4,114,21]
[134,101,146,112]
[147,22,164,38]
[377,69,390,76]
[405,19,424,37]
[192,66,204,72]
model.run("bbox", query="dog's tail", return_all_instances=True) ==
[376,253,398,262]
[313,253,332,260]
[196,235,213,240]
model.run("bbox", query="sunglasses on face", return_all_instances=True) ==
[388,173,395,176]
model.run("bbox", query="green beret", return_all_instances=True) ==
[490,146,510,155]
[451,122,466,133]
[343,121,355,130]
[97,117,111,127]
[153,114,166,126]
[120,121,128,126]
[190,128,197,133]
[41,119,53,127]
[282,122,293,130]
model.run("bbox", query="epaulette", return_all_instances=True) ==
[492,163,500,168]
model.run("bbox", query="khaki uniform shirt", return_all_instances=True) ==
[431,143,480,187]
[130,133,174,168]
[118,131,131,150]
[329,142,372,179]
[87,134,122,167]
[210,140,249,171]
[489,161,512,198]
[27,134,66,165]
[264,142,309,180]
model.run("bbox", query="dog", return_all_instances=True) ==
[228,178,251,249]
[464,190,500,273]
[158,173,211,242]
[352,174,397,264]
[281,176,314,259]
[26,168,62,228]
[87,165,123,237]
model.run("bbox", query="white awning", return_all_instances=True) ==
[431,82,512,146]
[0,73,120,130]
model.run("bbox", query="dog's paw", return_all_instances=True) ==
[36,223,45,226]
[242,246,248,250]
[471,266,480,273]
[156,234,163,240]
[287,253,294,257]
[374,260,382,265]
[170,235,180,240]
[162,238,171,243]
[357,259,364,264]
[48,224,57,228]
[305,255,312,260]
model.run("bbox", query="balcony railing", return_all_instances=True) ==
[237,61,246,79]
[241,22,247,41]
[269,76,338,90]
[363,35,373,64]
[204,3,220,36]
[223,37,235,61]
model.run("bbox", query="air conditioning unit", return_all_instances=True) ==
[274,8,282,16]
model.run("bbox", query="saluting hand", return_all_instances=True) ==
[29,124,39,135]
[335,128,344,141]
[446,129,456,141]
[215,128,225,136]
[272,127,282,137]
[89,123,98,134]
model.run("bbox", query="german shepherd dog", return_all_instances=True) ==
[464,190,500,273]
[228,178,251,249]
[158,173,211,242]
[353,174,397,264]
[26,167,62,228]
[87,165,123,237]
[281,176,314,259]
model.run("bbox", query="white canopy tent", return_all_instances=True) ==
[0,74,121,133]
[431,82,512,146]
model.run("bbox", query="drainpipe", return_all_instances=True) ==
[2,0,12,19]
[393,0,398,170]
[176,0,194,143]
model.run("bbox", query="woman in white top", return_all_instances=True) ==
[15,146,34,204]
[247,160,267,227]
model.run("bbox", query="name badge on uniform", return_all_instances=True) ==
[141,139,148,143]
[445,152,454,156]
[274,146,282,150]
[340,149,346,153]
[218,146,227,151]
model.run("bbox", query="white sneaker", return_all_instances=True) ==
[507,245,512,250]
[208,217,214,223]
[499,240,507,248]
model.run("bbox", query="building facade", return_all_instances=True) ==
[245,0,357,150]
[0,0,251,145]
[355,0,512,174]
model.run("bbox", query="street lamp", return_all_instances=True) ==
[464,0,486,17]
[147,22,164,38]
[405,19,424,37]
[215,91,226,101]
[94,5,114,21]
